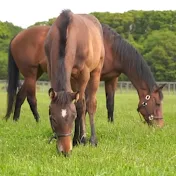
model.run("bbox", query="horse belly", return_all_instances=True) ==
[100,71,119,81]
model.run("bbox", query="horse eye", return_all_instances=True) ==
[155,99,161,106]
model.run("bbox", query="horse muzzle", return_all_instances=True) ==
[56,136,72,156]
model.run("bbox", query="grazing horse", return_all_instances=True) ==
[5,23,165,128]
[4,26,49,122]
[44,10,105,155]
[101,23,165,127]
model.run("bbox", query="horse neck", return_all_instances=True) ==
[123,69,152,98]
[51,77,72,93]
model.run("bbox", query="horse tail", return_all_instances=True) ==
[4,37,19,120]
[58,9,72,58]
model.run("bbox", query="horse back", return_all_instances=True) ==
[10,26,50,75]
[66,13,105,72]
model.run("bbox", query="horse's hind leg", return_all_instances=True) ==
[26,67,44,122]
[105,77,118,122]
[26,78,40,122]
[13,82,27,121]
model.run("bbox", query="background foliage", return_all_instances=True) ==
[0,10,176,81]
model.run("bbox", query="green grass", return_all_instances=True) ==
[0,91,176,176]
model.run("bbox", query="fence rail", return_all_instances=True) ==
[0,80,176,94]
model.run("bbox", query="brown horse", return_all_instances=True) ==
[44,10,105,155]
[101,23,165,127]
[5,21,165,128]
[4,26,49,122]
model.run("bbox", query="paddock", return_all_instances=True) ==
[0,87,175,175]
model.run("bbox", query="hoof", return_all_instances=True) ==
[35,115,40,123]
[80,136,87,145]
[73,138,80,147]
[89,137,97,146]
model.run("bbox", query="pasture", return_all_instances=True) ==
[0,88,176,176]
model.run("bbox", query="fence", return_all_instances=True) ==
[0,80,176,94]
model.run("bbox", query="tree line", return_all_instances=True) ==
[0,10,176,81]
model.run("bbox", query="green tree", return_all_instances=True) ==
[144,30,176,81]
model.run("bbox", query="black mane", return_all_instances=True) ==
[102,23,157,93]
[57,9,72,91]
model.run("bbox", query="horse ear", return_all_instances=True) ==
[71,92,79,102]
[155,83,166,92]
[48,88,57,99]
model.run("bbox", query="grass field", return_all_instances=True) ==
[0,90,176,176]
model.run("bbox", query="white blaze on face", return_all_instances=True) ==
[61,109,67,118]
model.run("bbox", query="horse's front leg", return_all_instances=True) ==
[74,98,86,145]
[86,69,102,146]
[72,69,90,146]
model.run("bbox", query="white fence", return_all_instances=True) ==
[0,80,176,94]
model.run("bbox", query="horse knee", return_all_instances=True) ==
[86,98,97,114]
[75,99,86,115]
